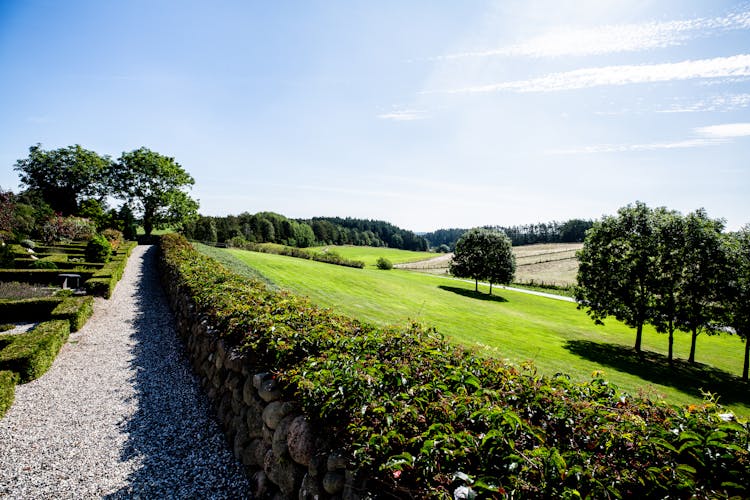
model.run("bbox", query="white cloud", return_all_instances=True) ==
[552,122,750,154]
[657,93,750,113]
[430,54,750,94]
[377,108,428,121]
[437,9,750,60]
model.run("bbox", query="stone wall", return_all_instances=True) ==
[159,260,365,499]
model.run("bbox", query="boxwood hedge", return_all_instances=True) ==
[0,370,18,418]
[161,233,750,498]
[0,320,70,383]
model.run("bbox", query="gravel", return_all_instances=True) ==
[0,245,252,499]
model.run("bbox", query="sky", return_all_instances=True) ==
[1,1,748,232]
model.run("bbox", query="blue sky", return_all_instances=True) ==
[1,1,748,232]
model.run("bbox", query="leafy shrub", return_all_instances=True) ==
[0,243,14,267]
[51,296,94,332]
[0,297,61,321]
[376,256,393,270]
[101,228,123,251]
[85,234,112,263]
[20,239,35,249]
[30,260,58,270]
[0,320,70,382]
[229,240,365,268]
[41,215,96,244]
[160,233,750,499]
[0,324,13,332]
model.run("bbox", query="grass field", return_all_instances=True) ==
[217,246,750,416]
[308,245,436,268]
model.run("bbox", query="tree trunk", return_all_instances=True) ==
[635,323,643,353]
[689,327,698,363]
[668,325,674,364]
[743,335,749,381]
[474,279,478,292]
[489,282,493,295]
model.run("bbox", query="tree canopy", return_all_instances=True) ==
[450,228,516,294]
[111,147,199,236]
[14,143,112,215]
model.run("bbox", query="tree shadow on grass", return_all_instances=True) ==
[564,340,750,407]
[438,285,508,303]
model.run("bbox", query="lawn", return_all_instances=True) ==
[308,245,436,268]
[219,247,750,416]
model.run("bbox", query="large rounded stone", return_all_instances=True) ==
[264,449,304,496]
[322,471,345,495]
[259,378,281,402]
[299,473,323,499]
[263,401,297,430]
[272,415,296,457]
[287,416,315,466]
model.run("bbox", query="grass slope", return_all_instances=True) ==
[308,245,435,268]
[224,247,749,416]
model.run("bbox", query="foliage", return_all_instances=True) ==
[14,144,112,215]
[0,370,18,419]
[0,189,15,236]
[111,147,199,236]
[576,202,656,352]
[41,215,96,244]
[85,234,112,263]
[0,320,70,383]
[0,282,54,300]
[450,228,515,294]
[228,240,365,268]
[30,260,58,270]
[376,257,393,270]
[101,228,123,251]
[19,239,35,249]
[424,219,594,249]
[161,233,750,498]
[51,296,94,332]
[724,226,750,380]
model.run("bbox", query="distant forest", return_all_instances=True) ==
[183,212,593,251]
[423,219,594,250]
[182,212,429,251]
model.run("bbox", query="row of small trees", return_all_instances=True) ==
[575,202,750,379]
[10,143,198,237]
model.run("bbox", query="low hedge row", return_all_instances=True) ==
[227,240,365,269]
[161,234,750,498]
[0,370,18,419]
[51,296,94,332]
[0,297,62,321]
[83,241,137,298]
[0,320,70,383]
[0,269,95,286]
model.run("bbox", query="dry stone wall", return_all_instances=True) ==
[159,264,365,499]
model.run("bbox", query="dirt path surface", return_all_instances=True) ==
[0,245,250,499]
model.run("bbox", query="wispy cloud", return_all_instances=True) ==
[552,122,750,154]
[429,54,750,94]
[657,93,750,113]
[376,108,429,121]
[436,9,750,60]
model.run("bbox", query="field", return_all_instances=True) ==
[214,246,750,416]
[308,245,435,268]
[396,242,582,286]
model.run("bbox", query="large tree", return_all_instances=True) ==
[675,209,726,363]
[724,226,750,380]
[14,143,112,215]
[576,202,656,353]
[111,147,199,236]
[450,228,515,294]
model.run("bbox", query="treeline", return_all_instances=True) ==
[423,219,594,249]
[182,212,429,251]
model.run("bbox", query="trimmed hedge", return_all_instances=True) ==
[0,269,95,286]
[0,370,18,419]
[51,296,94,332]
[161,233,750,498]
[0,297,62,321]
[0,320,70,383]
[226,240,365,268]
[83,241,136,298]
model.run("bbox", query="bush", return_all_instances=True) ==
[51,296,94,332]
[159,233,750,498]
[101,228,123,251]
[0,297,61,322]
[30,260,58,270]
[0,320,70,383]
[20,239,35,249]
[85,234,112,263]
[376,256,393,270]
[41,215,96,244]
[0,324,13,332]
[0,370,18,418]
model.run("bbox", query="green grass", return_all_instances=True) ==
[308,245,435,268]
[223,247,750,416]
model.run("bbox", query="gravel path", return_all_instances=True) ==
[0,245,251,499]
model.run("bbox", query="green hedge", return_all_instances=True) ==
[0,297,62,322]
[161,233,750,498]
[0,370,18,419]
[0,320,70,383]
[0,269,95,286]
[82,241,136,298]
[51,296,94,332]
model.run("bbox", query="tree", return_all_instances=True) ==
[576,202,656,353]
[722,226,750,380]
[650,208,685,363]
[450,228,515,294]
[675,209,726,363]
[111,147,199,236]
[14,144,112,215]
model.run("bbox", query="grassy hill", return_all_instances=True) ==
[200,245,749,416]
